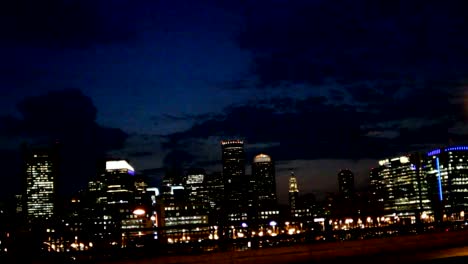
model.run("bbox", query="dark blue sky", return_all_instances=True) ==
[0,0,467,203]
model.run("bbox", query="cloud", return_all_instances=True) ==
[235,0,468,87]
[0,89,128,197]
[162,84,466,171]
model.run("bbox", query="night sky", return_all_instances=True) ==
[0,0,467,203]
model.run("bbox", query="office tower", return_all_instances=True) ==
[378,154,431,223]
[338,169,355,200]
[103,160,135,205]
[369,167,385,216]
[288,171,299,215]
[426,146,468,221]
[23,145,59,223]
[205,172,224,213]
[185,168,209,204]
[252,154,277,208]
[221,140,247,223]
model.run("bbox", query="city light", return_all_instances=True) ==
[133,208,145,216]
[106,160,135,172]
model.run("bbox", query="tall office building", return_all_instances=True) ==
[426,146,468,220]
[221,140,247,223]
[338,169,354,200]
[185,168,209,205]
[23,145,59,222]
[252,154,277,208]
[369,167,385,216]
[288,171,299,215]
[378,154,431,223]
[103,160,136,205]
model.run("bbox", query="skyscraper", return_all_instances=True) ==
[338,169,354,200]
[252,154,277,208]
[23,145,59,223]
[221,140,247,223]
[288,171,299,215]
[426,146,468,221]
[378,154,431,223]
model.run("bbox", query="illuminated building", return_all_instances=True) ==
[426,146,468,221]
[288,171,299,215]
[338,169,354,200]
[252,154,278,224]
[252,154,277,208]
[185,168,209,205]
[85,159,156,247]
[23,146,58,223]
[378,154,431,223]
[205,172,224,212]
[221,140,248,223]
[160,183,211,244]
[369,167,385,217]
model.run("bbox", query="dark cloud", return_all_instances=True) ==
[163,86,466,165]
[128,151,154,158]
[0,89,128,198]
[0,0,152,48]
[236,0,468,87]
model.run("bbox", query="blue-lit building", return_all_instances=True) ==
[426,146,468,222]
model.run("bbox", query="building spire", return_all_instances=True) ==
[288,171,299,193]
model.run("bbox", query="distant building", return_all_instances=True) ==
[288,171,299,215]
[378,154,431,223]
[338,169,354,200]
[221,140,248,224]
[252,154,277,208]
[252,154,279,225]
[425,146,468,221]
[23,144,59,224]
[185,168,209,205]
[369,167,385,217]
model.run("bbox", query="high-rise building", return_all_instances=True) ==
[221,140,247,223]
[426,146,468,221]
[378,154,431,223]
[23,145,59,223]
[338,169,354,200]
[369,167,385,217]
[252,154,277,208]
[288,171,299,215]
[185,168,209,205]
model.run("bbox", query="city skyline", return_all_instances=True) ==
[0,1,467,202]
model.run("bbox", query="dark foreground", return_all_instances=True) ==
[97,230,468,264]
[22,229,468,264]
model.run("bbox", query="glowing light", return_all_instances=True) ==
[241,222,248,228]
[421,212,428,220]
[428,149,441,156]
[269,221,277,227]
[106,160,134,173]
[253,154,271,163]
[400,156,409,163]
[436,157,443,201]
[133,208,145,216]
[221,140,244,145]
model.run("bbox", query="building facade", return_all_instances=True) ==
[288,171,299,216]
[338,169,354,200]
[221,140,247,224]
[426,146,468,221]
[378,154,432,223]
[23,145,59,223]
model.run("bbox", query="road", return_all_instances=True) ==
[96,230,468,264]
